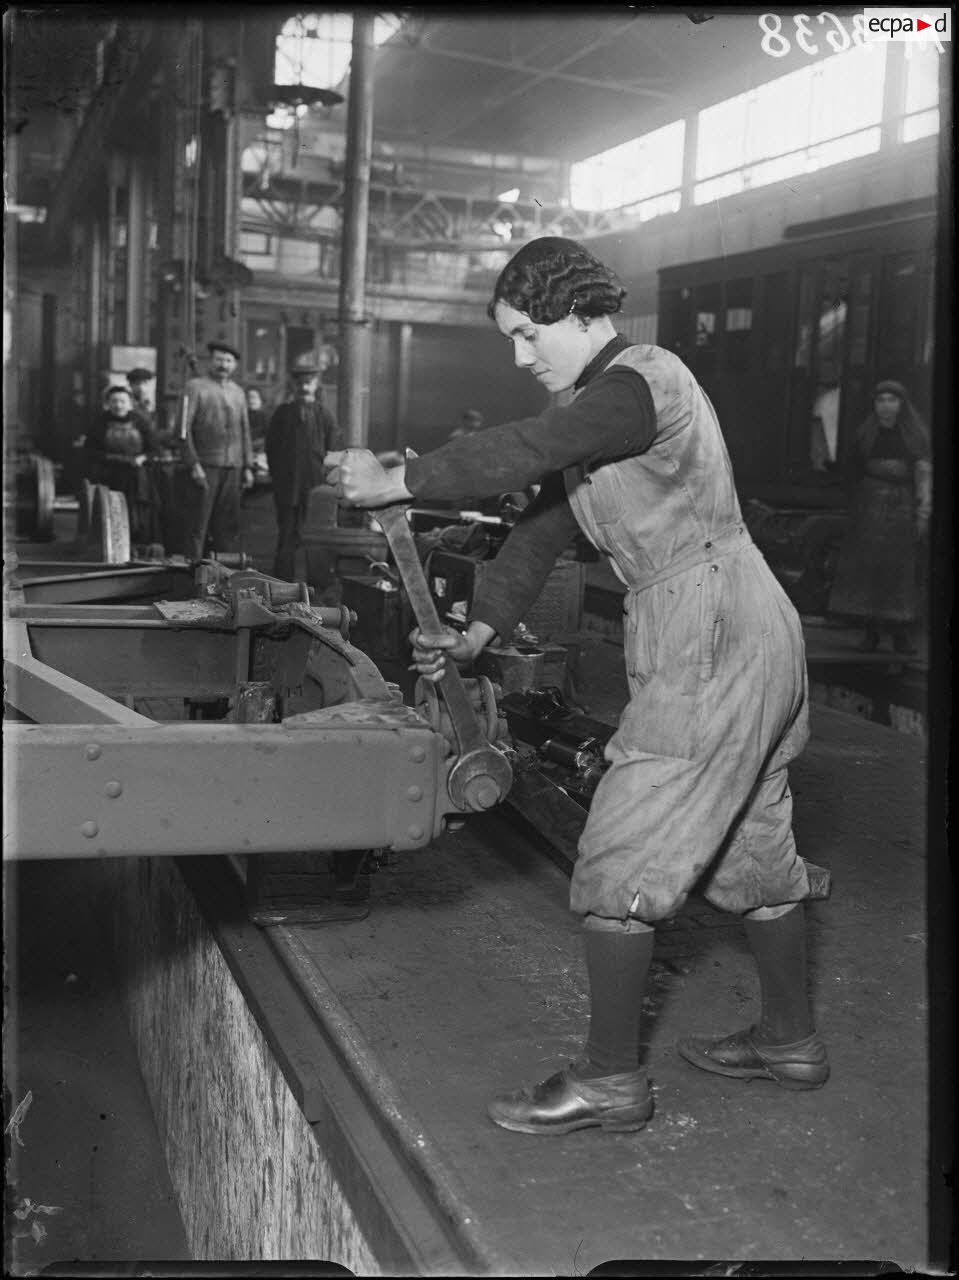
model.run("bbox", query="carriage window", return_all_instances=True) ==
[695,311,716,346]
[692,283,721,380]
[694,284,720,348]
[246,320,281,381]
[810,259,848,472]
[761,272,790,370]
[724,278,753,373]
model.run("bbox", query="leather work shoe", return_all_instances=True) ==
[487,1065,653,1135]
[676,1027,829,1091]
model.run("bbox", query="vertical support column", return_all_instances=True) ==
[156,23,201,401]
[880,44,907,151]
[41,294,58,456]
[126,156,148,344]
[88,219,104,404]
[4,124,20,470]
[681,110,698,209]
[337,14,375,448]
[393,321,413,453]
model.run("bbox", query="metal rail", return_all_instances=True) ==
[179,854,515,1277]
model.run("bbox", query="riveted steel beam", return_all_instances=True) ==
[4,708,447,861]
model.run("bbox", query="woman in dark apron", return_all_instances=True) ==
[828,380,931,654]
[83,384,159,548]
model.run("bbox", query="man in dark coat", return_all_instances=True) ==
[266,352,344,582]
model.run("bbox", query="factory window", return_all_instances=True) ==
[901,44,941,141]
[270,12,402,129]
[240,231,273,257]
[724,278,753,374]
[694,42,885,204]
[569,120,685,215]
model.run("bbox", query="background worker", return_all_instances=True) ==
[245,386,269,454]
[82,383,159,548]
[828,379,931,654]
[265,351,344,583]
[326,236,826,1137]
[450,407,485,441]
[125,366,156,433]
[181,340,254,560]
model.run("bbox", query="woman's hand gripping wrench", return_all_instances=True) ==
[374,505,513,813]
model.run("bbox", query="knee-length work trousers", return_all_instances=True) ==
[571,536,811,924]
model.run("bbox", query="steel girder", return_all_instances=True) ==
[4,712,447,861]
[3,564,458,861]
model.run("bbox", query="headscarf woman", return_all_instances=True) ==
[828,380,931,653]
[83,385,159,547]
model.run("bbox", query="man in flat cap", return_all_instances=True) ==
[181,339,254,560]
[126,367,156,428]
[266,351,344,582]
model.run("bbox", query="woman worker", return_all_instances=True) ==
[828,380,931,654]
[83,383,159,548]
[325,237,828,1136]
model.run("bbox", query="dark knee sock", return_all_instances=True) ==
[744,903,814,1044]
[579,927,655,1078]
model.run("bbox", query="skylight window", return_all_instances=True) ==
[694,42,886,203]
[569,120,685,216]
[902,43,941,141]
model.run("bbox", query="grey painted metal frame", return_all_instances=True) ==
[3,565,457,861]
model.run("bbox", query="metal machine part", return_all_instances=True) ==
[375,504,513,813]
[3,561,464,863]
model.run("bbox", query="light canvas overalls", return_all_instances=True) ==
[565,345,811,923]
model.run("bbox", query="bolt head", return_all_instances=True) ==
[466,779,500,811]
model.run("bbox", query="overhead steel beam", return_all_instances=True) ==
[402,42,673,99]
[425,18,663,148]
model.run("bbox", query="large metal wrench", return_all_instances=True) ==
[375,505,513,813]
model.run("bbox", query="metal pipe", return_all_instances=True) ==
[393,321,413,452]
[126,155,147,343]
[337,14,376,447]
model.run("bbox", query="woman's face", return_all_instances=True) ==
[874,391,901,424]
[106,391,132,417]
[246,388,262,411]
[494,301,592,394]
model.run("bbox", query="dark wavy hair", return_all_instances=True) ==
[486,236,627,325]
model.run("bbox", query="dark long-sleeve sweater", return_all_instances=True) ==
[404,335,657,640]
